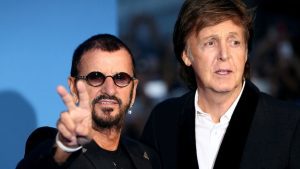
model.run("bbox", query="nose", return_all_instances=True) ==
[100,76,117,96]
[218,42,229,61]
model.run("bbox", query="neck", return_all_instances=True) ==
[92,127,122,151]
[197,84,243,123]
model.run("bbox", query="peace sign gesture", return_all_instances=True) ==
[56,80,92,149]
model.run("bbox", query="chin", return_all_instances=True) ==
[214,82,242,93]
[213,88,232,94]
[92,111,124,130]
[100,111,119,119]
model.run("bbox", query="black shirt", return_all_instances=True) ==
[68,140,136,169]
[96,142,135,169]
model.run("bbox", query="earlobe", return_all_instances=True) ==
[245,49,248,61]
[68,77,79,103]
[68,77,76,93]
[130,79,139,107]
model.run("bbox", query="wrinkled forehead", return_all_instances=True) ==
[195,15,246,34]
[186,19,248,47]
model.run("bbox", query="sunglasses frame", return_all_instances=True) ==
[75,71,136,88]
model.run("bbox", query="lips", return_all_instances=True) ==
[215,69,232,75]
[97,99,118,105]
[93,99,117,115]
[92,95,121,105]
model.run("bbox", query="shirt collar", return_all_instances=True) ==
[194,81,246,123]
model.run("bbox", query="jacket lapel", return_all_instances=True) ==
[80,141,107,169]
[177,92,199,169]
[121,138,152,169]
[213,81,260,169]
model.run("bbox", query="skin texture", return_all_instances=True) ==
[54,48,138,163]
[182,20,248,122]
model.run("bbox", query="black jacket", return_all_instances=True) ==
[17,127,161,169]
[141,80,300,169]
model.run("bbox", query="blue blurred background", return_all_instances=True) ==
[1,0,300,168]
[0,0,117,168]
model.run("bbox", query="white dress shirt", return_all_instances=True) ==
[195,82,245,169]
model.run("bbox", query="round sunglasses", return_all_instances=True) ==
[76,71,136,88]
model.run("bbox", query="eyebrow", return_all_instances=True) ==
[200,31,241,41]
[196,34,218,44]
[227,32,240,37]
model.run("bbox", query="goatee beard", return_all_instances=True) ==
[91,94,129,131]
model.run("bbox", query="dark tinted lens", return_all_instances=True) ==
[86,72,105,86]
[113,72,132,87]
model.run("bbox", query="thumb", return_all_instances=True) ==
[75,123,92,145]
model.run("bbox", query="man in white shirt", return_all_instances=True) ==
[141,0,300,169]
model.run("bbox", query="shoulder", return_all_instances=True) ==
[122,136,154,154]
[259,92,300,114]
[255,92,300,129]
[151,91,195,113]
[24,126,58,156]
[16,126,59,169]
[245,80,300,115]
[142,91,195,141]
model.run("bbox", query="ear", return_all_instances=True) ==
[130,79,139,107]
[244,49,248,63]
[181,49,192,66]
[68,76,79,103]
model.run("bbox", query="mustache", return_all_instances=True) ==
[92,94,122,105]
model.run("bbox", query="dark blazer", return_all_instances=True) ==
[141,80,300,169]
[17,127,161,169]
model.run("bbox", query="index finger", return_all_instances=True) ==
[57,85,77,111]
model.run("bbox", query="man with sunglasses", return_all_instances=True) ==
[16,34,160,169]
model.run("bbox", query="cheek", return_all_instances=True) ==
[85,88,96,101]
[122,88,134,103]
[123,90,131,101]
[192,57,213,72]
[232,51,247,66]
[237,56,247,68]
[233,59,247,77]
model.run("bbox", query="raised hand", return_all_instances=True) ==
[56,80,92,148]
